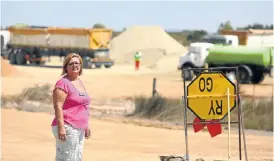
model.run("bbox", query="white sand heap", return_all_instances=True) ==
[109,25,187,67]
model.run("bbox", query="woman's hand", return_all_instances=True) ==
[58,126,66,141]
[85,128,91,139]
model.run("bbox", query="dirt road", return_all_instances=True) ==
[1,59,273,99]
[2,109,273,161]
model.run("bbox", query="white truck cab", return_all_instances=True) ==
[178,34,239,81]
[178,42,214,80]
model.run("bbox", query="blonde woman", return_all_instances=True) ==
[51,53,91,161]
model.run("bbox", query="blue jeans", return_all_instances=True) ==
[52,124,85,161]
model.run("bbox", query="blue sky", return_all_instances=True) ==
[1,0,273,32]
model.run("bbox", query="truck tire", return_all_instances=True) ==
[104,64,111,68]
[238,65,252,84]
[16,52,27,65]
[82,56,91,69]
[95,64,102,68]
[181,66,194,81]
[36,61,41,65]
[9,53,17,64]
[7,50,12,60]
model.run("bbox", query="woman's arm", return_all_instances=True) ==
[53,88,67,141]
[53,88,67,127]
[85,105,91,139]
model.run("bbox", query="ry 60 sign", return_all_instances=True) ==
[187,72,236,120]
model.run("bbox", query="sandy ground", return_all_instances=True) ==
[1,57,274,161]
[2,109,273,161]
[1,57,273,99]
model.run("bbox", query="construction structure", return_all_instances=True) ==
[220,29,274,47]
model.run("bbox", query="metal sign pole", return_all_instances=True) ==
[239,94,248,161]
[236,67,242,160]
[182,67,245,161]
[183,70,189,161]
[227,87,231,160]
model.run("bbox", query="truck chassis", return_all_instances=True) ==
[4,44,114,69]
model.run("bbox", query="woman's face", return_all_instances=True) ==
[66,57,81,75]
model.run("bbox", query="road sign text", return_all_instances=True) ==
[199,77,213,92]
[208,100,223,115]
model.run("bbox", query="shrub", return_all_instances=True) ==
[131,95,273,131]
[1,84,53,112]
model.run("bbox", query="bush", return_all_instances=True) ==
[241,98,273,131]
[1,83,52,109]
[131,95,273,131]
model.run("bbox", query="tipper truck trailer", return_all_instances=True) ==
[1,26,114,68]
[206,45,273,84]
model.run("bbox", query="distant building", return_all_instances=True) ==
[221,29,274,47]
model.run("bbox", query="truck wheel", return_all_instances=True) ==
[182,66,194,81]
[7,50,12,60]
[95,64,102,68]
[82,56,91,69]
[238,65,252,84]
[16,52,27,65]
[9,53,17,64]
[104,64,111,68]
[251,71,265,84]
[36,61,41,65]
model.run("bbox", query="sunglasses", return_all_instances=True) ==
[68,62,81,67]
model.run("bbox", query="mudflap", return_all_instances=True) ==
[28,56,46,65]
[93,61,114,68]
[270,66,274,77]
[159,155,186,161]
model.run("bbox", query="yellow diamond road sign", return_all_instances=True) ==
[187,72,236,120]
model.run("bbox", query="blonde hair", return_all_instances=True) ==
[61,53,83,76]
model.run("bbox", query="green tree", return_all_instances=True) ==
[186,30,208,43]
[236,23,273,30]
[92,23,106,28]
[218,21,233,33]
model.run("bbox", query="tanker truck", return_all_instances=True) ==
[178,45,273,84]
[1,26,114,68]
[206,45,273,84]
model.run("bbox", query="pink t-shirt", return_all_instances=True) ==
[51,76,91,130]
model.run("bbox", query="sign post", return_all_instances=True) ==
[182,67,248,161]
[227,87,231,160]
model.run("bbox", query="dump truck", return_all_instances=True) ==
[1,26,114,68]
[206,45,273,84]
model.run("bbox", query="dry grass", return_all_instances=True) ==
[1,84,273,131]
[1,84,53,113]
[128,95,191,124]
[131,95,273,131]
[2,83,52,104]
[241,98,273,131]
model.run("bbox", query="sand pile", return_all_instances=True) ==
[1,58,17,77]
[109,25,187,67]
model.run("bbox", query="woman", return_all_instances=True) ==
[51,53,91,161]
